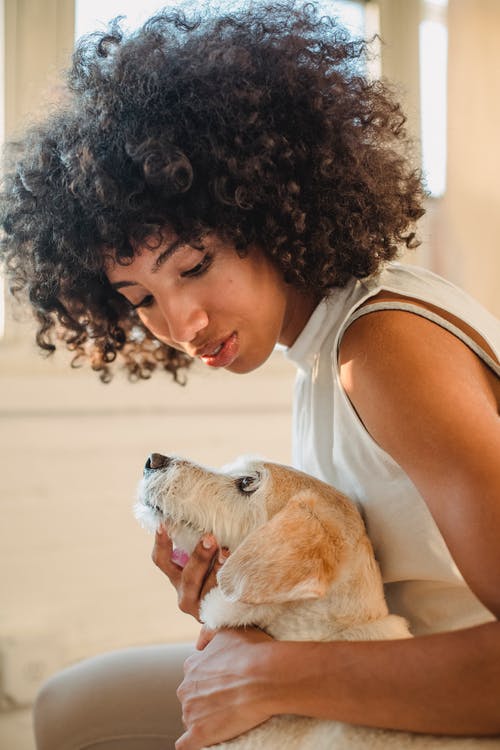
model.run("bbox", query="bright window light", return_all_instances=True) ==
[1,1,5,339]
[317,0,365,37]
[0,51,4,342]
[419,15,448,197]
[0,278,4,339]
[76,0,179,37]
[76,1,365,39]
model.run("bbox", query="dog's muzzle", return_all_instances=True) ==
[144,453,172,474]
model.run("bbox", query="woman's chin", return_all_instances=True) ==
[223,349,274,375]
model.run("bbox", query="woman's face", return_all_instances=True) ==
[105,232,318,374]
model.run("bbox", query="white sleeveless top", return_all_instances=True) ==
[285,263,500,636]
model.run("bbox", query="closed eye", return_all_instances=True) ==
[129,294,155,310]
[180,252,212,278]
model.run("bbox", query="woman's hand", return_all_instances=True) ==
[152,525,228,620]
[175,627,275,750]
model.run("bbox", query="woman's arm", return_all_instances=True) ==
[271,623,500,735]
[175,621,500,749]
[167,309,500,749]
[339,307,500,617]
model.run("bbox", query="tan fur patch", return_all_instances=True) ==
[218,492,348,604]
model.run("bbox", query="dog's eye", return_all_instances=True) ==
[237,475,258,493]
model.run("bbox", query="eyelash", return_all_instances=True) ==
[180,252,212,278]
[129,252,213,311]
[130,295,154,311]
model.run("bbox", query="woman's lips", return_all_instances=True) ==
[199,332,239,368]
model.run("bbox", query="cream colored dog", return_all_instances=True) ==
[135,454,497,750]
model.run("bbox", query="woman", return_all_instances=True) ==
[1,4,499,749]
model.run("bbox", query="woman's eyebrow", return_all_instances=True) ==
[110,279,136,291]
[109,238,185,290]
[152,238,185,273]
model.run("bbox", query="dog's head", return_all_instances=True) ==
[136,454,375,606]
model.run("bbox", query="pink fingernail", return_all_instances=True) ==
[171,548,190,568]
[202,535,215,550]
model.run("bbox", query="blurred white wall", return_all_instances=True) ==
[378,0,500,316]
[437,0,500,315]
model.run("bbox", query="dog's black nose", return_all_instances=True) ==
[144,453,172,472]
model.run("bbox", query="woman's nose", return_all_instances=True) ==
[158,300,209,345]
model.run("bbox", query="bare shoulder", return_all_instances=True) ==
[339,306,500,616]
[338,303,499,447]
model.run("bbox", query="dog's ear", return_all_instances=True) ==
[217,492,347,605]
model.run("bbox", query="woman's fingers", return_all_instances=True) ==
[151,525,181,587]
[175,628,274,749]
[151,528,230,621]
[200,546,230,601]
[177,535,219,617]
[196,625,217,651]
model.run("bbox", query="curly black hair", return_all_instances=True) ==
[0,2,425,382]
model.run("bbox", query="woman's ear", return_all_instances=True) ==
[217,493,347,605]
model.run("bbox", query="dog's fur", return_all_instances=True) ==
[136,455,497,749]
